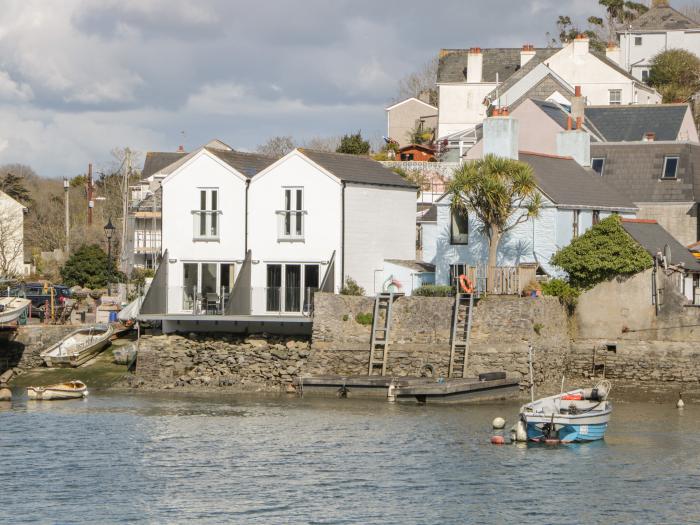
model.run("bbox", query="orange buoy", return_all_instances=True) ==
[544,438,560,446]
[490,435,506,445]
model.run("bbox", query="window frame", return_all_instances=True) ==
[661,156,679,180]
[278,186,306,242]
[193,187,221,241]
[634,36,642,46]
[609,89,622,105]
[450,209,469,245]
[591,158,605,176]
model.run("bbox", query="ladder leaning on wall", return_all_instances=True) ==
[449,292,475,378]
[368,292,398,376]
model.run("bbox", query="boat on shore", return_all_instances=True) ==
[0,297,31,325]
[41,324,114,368]
[27,380,88,400]
[519,380,612,443]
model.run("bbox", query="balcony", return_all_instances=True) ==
[170,286,317,316]
[133,230,161,254]
[276,210,306,242]
[192,210,221,241]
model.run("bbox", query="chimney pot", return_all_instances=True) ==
[575,85,582,97]
[576,116,583,129]
[502,107,509,116]
[567,116,573,131]
[644,131,656,142]
[492,108,501,117]
[177,145,185,152]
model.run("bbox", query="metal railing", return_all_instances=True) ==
[192,210,221,241]
[133,230,161,253]
[276,210,306,241]
[169,286,318,316]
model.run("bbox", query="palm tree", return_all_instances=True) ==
[448,154,542,292]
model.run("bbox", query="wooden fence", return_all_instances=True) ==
[456,264,538,295]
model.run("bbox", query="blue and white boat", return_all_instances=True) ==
[519,381,612,443]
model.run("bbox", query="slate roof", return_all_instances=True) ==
[584,104,688,142]
[418,204,437,222]
[298,149,417,189]
[437,48,558,83]
[621,219,700,270]
[204,148,276,178]
[532,99,573,130]
[141,152,187,178]
[519,152,637,210]
[626,5,700,31]
[385,259,436,272]
[589,142,700,202]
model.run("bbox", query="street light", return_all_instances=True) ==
[104,217,116,281]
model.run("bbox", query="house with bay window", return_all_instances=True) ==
[139,141,417,333]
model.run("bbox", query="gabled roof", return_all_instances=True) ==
[385,97,437,112]
[142,152,187,178]
[437,48,558,83]
[418,204,437,222]
[298,149,416,189]
[621,219,700,270]
[519,152,637,210]
[487,62,574,105]
[584,104,689,142]
[399,144,435,153]
[624,4,700,32]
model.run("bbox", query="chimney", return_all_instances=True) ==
[652,0,669,7]
[557,128,591,167]
[571,85,585,125]
[606,42,621,65]
[520,44,536,67]
[177,145,185,152]
[643,131,656,142]
[573,34,589,57]
[466,47,483,83]
[483,113,519,160]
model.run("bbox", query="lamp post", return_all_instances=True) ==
[104,217,116,284]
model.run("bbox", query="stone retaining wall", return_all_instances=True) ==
[0,325,76,373]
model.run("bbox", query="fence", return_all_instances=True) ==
[453,265,537,295]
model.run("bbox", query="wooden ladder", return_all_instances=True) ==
[368,292,396,376]
[449,293,474,378]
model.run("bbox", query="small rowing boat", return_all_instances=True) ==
[41,324,114,368]
[0,297,31,324]
[519,380,612,443]
[27,380,88,400]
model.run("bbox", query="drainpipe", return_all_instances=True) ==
[341,181,346,289]
[244,179,250,253]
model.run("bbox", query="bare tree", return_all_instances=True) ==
[302,135,341,152]
[394,57,439,106]
[0,203,24,278]
[256,136,296,158]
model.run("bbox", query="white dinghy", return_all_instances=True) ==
[27,380,88,400]
[41,324,114,368]
[0,297,31,324]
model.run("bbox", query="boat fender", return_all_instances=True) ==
[490,435,505,445]
[492,417,506,429]
[677,392,685,409]
[421,363,435,378]
[337,385,349,398]
[387,383,397,403]
[515,420,528,442]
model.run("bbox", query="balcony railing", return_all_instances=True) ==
[192,210,221,241]
[276,210,306,241]
[170,286,317,316]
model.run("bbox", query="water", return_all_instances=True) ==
[2,390,699,524]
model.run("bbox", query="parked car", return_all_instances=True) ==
[1,283,72,318]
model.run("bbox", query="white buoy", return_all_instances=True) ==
[387,383,396,403]
[677,392,685,409]
[515,420,528,442]
[492,417,506,429]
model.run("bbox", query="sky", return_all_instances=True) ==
[0,0,607,177]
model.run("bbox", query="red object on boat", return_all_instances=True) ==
[491,436,505,445]
[561,393,583,400]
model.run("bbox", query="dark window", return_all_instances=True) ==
[284,264,301,312]
[266,264,282,312]
[593,210,600,225]
[662,156,679,179]
[400,153,414,161]
[634,36,642,46]
[450,210,469,245]
[641,69,649,82]
[591,158,605,176]
[449,263,467,288]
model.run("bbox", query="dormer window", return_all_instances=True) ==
[662,156,679,180]
[591,158,605,176]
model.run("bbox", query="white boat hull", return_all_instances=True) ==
[41,324,114,368]
[0,297,30,324]
[27,381,88,400]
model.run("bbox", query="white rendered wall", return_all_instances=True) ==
[248,153,342,314]
[437,83,495,138]
[382,261,433,296]
[161,152,247,313]
[620,31,700,79]
[420,222,438,264]
[344,184,417,295]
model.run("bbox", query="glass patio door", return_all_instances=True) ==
[284,265,301,312]
[304,265,319,312]
[266,264,282,312]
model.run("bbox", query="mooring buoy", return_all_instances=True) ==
[492,417,506,429]
[490,435,505,445]
[677,392,685,409]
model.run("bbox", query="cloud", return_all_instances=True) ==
[0,71,33,101]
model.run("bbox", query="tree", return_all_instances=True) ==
[0,205,24,278]
[0,172,32,205]
[60,244,118,288]
[448,155,542,292]
[550,215,653,290]
[648,48,700,102]
[406,123,434,146]
[395,57,439,107]
[302,136,340,152]
[257,136,296,158]
[336,131,370,155]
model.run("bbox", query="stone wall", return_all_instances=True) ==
[0,325,76,373]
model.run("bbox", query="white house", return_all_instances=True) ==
[385,97,438,148]
[615,1,700,83]
[436,37,661,149]
[139,142,418,333]
[425,116,638,286]
[0,190,25,278]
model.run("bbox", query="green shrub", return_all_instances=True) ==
[550,215,653,290]
[413,285,453,297]
[340,277,365,296]
[355,312,373,325]
[60,244,119,288]
[542,278,581,313]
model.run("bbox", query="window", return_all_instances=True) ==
[634,36,642,46]
[450,210,469,245]
[400,153,414,161]
[278,187,305,241]
[449,263,467,288]
[181,261,235,312]
[662,156,679,179]
[193,188,220,240]
[641,69,649,82]
[609,89,622,105]
[591,158,605,176]
[266,263,320,313]
[573,210,580,238]
[593,210,600,225]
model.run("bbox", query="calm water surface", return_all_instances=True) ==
[1,389,699,524]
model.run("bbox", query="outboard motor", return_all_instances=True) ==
[583,383,609,401]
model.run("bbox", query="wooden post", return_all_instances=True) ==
[87,163,94,226]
